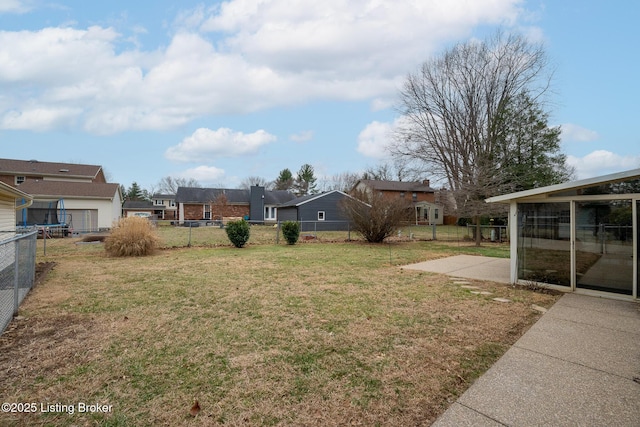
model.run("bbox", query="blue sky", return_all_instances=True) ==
[0,0,638,192]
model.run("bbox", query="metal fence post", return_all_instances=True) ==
[13,239,20,316]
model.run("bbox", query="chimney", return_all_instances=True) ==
[422,179,430,187]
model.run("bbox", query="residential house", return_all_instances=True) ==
[486,168,640,300]
[277,190,358,231]
[0,158,122,232]
[352,179,444,225]
[152,194,177,220]
[121,195,177,220]
[122,200,156,218]
[16,180,122,232]
[175,186,296,224]
[0,158,106,186]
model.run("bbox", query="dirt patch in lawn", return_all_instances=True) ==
[0,313,113,393]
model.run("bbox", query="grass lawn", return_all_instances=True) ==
[0,227,558,426]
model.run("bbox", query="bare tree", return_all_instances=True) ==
[392,31,556,245]
[318,171,361,192]
[340,189,412,243]
[362,159,424,182]
[238,176,271,189]
[156,176,201,194]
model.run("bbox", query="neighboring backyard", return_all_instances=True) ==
[0,225,559,426]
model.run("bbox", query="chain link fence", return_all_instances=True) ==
[155,222,511,247]
[0,229,37,335]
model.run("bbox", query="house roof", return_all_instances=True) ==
[278,190,358,208]
[486,168,640,203]
[175,187,296,205]
[16,180,121,200]
[266,190,297,205]
[123,200,155,209]
[176,187,250,204]
[355,179,435,193]
[0,158,103,180]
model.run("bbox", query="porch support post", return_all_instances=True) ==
[509,201,518,284]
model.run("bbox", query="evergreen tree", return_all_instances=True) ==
[274,168,294,190]
[494,92,574,192]
[126,182,144,201]
[294,164,318,196]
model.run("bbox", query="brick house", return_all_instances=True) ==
[175,186,296,224]
[352,179,436,203]
[351,179,445,225]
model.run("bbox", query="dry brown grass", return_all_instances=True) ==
[104,217,160,257]
[0,236,559,426]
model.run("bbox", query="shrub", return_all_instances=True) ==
[340,190,412,243]
[105,217,160,257]
[281,221,300,245]
[225,219,250,248]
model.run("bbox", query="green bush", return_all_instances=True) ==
[281,221,300,245]
[105,217,160,257]
[225,219,250,248]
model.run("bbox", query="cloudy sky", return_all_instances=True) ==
[0,0,638,190]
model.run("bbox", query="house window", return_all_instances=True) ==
[400,192,405,198]
[434,209,439,219]
[16,176,25,185]
[154,199,164,206]
[265,206,277,220]
[204,204,211,220]
[318,211,325,221]
[170,200,176,207]
[412,192,417,201]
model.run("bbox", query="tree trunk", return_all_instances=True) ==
[474,215,482,247]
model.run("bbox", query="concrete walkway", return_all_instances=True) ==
[402,255,511,284]
[432,293,640,426]
[401,255,640,426]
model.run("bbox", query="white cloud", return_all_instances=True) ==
[0,106,80,131]
[290,130,314,142]
[567,150,640,179]
[165,127,277,162]
[560,123,599,142]
[201,0,521,80]
[176,165,226,184]
[357,120,394,159]
[0,1,528,133]
[357,117,412,158]
[370,97,395,112]
[0,0,31,14]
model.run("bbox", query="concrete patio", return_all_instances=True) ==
[402,255,640,426]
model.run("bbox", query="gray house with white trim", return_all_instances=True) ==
[277,190,358,231]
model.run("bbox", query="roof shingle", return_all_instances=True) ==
[0,158,103,180]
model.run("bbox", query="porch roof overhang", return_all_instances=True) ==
[485,168,640,204]
[0,181,33,210]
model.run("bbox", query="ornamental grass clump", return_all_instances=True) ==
[225,219,250,248]
[104,217,160,257]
